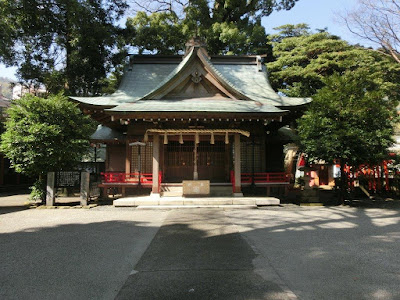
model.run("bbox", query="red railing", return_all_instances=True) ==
[101,172,154,185]
[101,172,126,183]
[241,172,289,183]
[100,171,164,194]
[230,171,289,191]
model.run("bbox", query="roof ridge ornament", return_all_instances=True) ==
[257,56,263,72]
[184,37,209,58]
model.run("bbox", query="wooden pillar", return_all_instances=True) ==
[151,134,160,196]
[234,133,243,196]
[193,137,198,180]
[125,141,131,175]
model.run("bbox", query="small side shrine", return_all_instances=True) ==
[71,38,311,198]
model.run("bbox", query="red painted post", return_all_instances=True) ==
[158,171,162,193]
[372,167,376,192]
[384,161,389,191]
[377,165,382,191]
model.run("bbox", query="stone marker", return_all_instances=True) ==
[46,172,55,206]
[80,172,90,206]
[182,180,210,196]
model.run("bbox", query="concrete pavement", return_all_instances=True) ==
[0,208,168,300]
[228,207,400,300]
[1,199,399,299]
[116,209,295,299]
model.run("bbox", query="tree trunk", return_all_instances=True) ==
[64,3,72,94]
[338,160,347,205]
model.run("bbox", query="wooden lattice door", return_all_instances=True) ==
[197,141,227,182]
[164,141,194,182]
[163,141,229,182]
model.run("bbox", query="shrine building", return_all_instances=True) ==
[71,38,311,198]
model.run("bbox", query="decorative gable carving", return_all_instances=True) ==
[143,46,249,101]
[163,75,229,99]
[191,70,202,83]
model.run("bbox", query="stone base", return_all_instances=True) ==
[182,180,210,196]
[113,196,280,207]
[301,188,320,203]
[233,192,244,197]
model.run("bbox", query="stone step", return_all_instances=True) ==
[113,197,280,207]
[137,205,257,209]
[161,185,183,197]
[210,186,233,197]
[161,185,233,197]
[162,192,182,198]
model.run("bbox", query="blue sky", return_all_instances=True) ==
[263,0,362,43]
[0,0,362,81]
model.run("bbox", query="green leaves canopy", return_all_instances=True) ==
[126,11,188,55]
[0,0,128,96]
[298,72,398,167]
[126,0,300,55]
[0,94,95,177]
[267,24,400,98]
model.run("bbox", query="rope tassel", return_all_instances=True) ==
[179,133,184,144]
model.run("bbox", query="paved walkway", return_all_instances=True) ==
[0,193,30,207]
[1,197,399,300]
[116,209,294,299]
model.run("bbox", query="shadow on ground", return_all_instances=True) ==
[1,207,399,299]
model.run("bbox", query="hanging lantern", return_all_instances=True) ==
[195,132,200,144]
[225,132,229,144]
[164,134,168,144]
[210,132,215,144]
[144,132,148,143]
[179,133,184,144]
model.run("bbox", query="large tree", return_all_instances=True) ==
[298,72,398,203]
[0,94,95,200]
[0,0,127,96]
[343,0,400,64]
[126,11,188,55]
[267,24,400,98]
[126,0,300,55]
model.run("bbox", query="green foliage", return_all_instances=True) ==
[126,11,188,54]
[267,24,400,97]
[127,0,300,55]
[0,94,96,178]
[0,0,128,96]
[298,72,398,168]
[30,178,46,201]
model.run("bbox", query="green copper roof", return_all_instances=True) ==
[213,64,311,107]
[71,46,311,111]
[71,62,179,106]
[106,99,285,114]
[141,48,196,99]
[91,125,125,141]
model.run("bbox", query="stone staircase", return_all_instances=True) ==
[113,182,281,207]
[161,184,233,197]
[113,196,280,207]
[161,184,183,197]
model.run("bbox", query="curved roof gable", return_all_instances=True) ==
[140,46,250,101]
[70,40,311,111]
